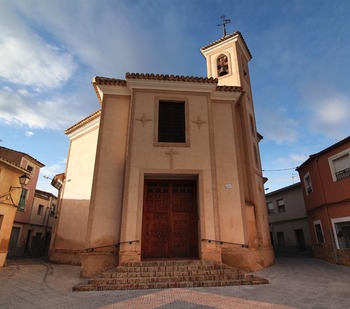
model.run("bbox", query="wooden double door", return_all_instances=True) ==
[141,180,198,259]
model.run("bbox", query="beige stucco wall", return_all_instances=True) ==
[50,119,99,265]
[212,100,245,245]
[60,32,274,276]
[118,90,220,264]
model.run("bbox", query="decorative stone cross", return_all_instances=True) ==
[136,113,152,127]
[165,148,179,169]
[192,116,207,129]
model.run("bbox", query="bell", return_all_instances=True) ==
[218,66,227,76]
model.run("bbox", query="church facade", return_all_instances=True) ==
[50,32,274,277]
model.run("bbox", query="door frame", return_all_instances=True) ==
[141,177,199,260]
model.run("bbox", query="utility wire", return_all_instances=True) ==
[262,167,297,172]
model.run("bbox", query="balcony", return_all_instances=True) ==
[335,167,350,181]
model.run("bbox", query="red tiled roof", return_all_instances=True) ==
[125,73,218,84]
[35,189,57,199]
[200,32,252,59]
[216,85,243,92]
[0,156,28,173]
[65,109,101,135]
[93,76,127,86]
[0,146,44,168]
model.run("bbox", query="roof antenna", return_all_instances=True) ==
[217,15,231,37]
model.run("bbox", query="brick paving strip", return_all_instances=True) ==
[98,288,299,309]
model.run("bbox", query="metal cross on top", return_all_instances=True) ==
[217,15,231,37]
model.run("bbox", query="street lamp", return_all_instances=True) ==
[19,174,30,186]
[0,174,30,200]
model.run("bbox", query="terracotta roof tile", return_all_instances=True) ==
[125,73,218,84]
[93,76,127,86]
[0,146,44,167]
[65,109,101,135]
[0,156,28,173]
[92,77,127,104]
[216,85,243,92]
[200,32,252,59]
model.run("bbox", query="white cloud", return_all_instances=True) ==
[25,131,34,137]
[41,162,65,179]
[0,87,82,129]
[0,33,76,90]
[276,153,308,168]
[300,83,350,140]
[258,109,299,145]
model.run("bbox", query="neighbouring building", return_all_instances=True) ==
[25,189,57,256]
[50,32,274,277]
[0,157,29,267]
[265,183,312,257]
[297,136,350,266]
[0,147,45,257]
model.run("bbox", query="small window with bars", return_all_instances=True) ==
[333,219,350,249]
[158,101,186,143]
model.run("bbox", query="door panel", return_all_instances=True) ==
[142,180,198,259]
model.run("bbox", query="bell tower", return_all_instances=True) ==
[200,32,252,90]
[201,30,274,271]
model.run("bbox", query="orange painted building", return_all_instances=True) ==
[0,157,29,267]
[297,136,350,265]
[0,147,44,257]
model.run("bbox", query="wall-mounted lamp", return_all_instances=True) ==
[19,174,30,186]
[0,174,31,201]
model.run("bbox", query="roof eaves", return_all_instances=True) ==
[0,156,29,174]
[0,146,44,168]
[125,73,218,84]
[92,76,127,104]
[297,136,350,170]
[265,182,301,197]
[65,109,101,135]
[200,32,252,59]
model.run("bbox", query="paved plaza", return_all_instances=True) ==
[0,257,349,309]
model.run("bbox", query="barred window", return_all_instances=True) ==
[334,220,350,249]
[158,101,186,143]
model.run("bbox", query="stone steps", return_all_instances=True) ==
[73,260,269,291]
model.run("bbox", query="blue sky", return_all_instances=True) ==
[1,0,349,195]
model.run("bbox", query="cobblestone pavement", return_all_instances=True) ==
[0,257,349,309]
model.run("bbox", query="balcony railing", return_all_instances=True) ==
[335,167,350,181]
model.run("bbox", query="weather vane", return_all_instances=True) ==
[217,15,231,37]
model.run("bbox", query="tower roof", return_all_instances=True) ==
[200,32,252,60]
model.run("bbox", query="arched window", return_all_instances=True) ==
[217,54,229,76]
